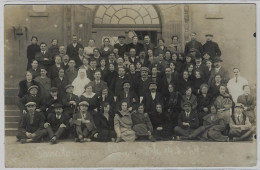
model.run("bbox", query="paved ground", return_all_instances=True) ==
[5,137,257,168]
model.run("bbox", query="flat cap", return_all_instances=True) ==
[65,84,74,89]
[28,85,38,91]
[140,67,149,72]
[25,102,36,107]
[183,101,192,107]
[205,34,213,37]
[122,80,131,87]
[79,101,89,106]
[149,81,157,86]
[235,103,244,108]
[213,56,223,63]
[50,87,58,92]
[53,103,63,108]
[118,35,126,39]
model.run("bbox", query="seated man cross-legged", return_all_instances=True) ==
[174,101,205,140]
[44,103,70,144]
[16,102,47,144]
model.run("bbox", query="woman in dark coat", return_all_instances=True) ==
[18,71,39,98]
[197,84,213,125]
[180,86,198,111]
[103,63,118,91]
[131,103,155,141]
[79,84,99,112]
[93,103,116,142]
[165,83,181,128]
[150,103,173,140]
[192,70,206,96]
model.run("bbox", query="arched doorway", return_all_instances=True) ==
[92,5,162,46]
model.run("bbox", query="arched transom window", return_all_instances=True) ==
[94,5,160,25]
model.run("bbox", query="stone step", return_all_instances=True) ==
[5,116,20,122]
[5,88,19,96]
[5,96,19,105]
[5,128,17,136]
[5,122,19,128]
[5,110,20,116]
[5,105,19,110]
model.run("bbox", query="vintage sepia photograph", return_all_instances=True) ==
[3,3,257,168]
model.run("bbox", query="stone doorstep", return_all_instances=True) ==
[5,128,17,136]
[5,116,20,122]
[5,110,20,116]
[5,122,19,128]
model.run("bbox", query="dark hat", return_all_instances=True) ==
[65,84,74,90]
[40,66,47,71]
[140,67,149,72]
[53,103,63,108]
[205,34,213,37]
[213,56,223,63]
[50,87,58,92]
[28,85,38,91]
[79,101,89,106]
[189,48,199,53]
[235,103,244,108]
[149,81,157,86]
[122,80,131,87]
[195,53,202,59]
[183,101,192,107]
[118,35,125,39]
[25,102,36,107]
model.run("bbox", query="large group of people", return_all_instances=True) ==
[16,32,256,144]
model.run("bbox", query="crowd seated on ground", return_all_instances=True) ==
[16,33,256,144]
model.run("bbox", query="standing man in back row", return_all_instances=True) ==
[184,32,204,55]
[203,34,221,61]
[114,35,128,57]
[66,35,83,62]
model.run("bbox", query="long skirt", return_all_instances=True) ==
[200,125,228,142]
[120,127,136,142]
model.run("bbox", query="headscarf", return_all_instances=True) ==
[72,69,90,97]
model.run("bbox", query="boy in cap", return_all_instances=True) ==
[44,103,70,144]
[62,84,79,118]
[17,85,45,115]
[71,101,98,142]
[174,101,204,140]
[229,103,256,141]
[16,102,47,143]
[45,87,62,117]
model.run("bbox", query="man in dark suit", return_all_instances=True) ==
[27,36,40,70]
[44,103,70,144]
[114,35,128,57]
[48,55,63,80]
[110,67,129,97]
[208,56,230,86]
[139,50,151,68]
[35,42,53,70]
[65,59,78,84]
[128,48,139,64]
[143,35,155,56]
[174,102,204,139]
[88,70,108,97]
[127,35,144,55]
[86,59,97,81]
[194,54,208,80]
[117,81,138,110]
[135,67,153,99]
[62,84,79,118]
[16,102,47,143]
[51,68,69,98]
[142,82,163,114]
[66,35,83,62]
[184,32,204,55]
[61,54,69,71]
[203,34,221,61]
